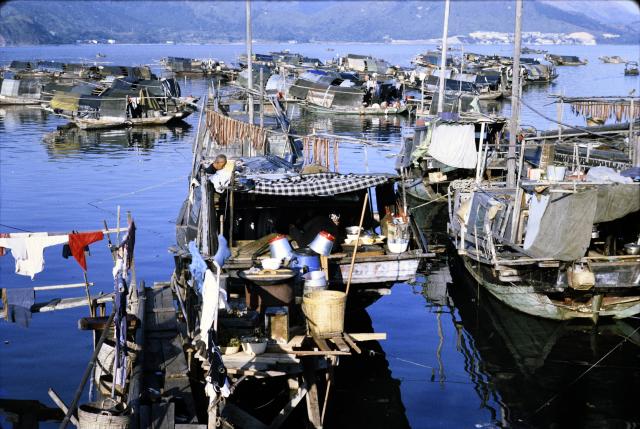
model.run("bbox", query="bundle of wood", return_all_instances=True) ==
[303,135,339,171]
[205,110,266,150]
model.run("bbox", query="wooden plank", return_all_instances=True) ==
[163,335,189,377]
[176,425,207,429]
[312,337,331,352]
[287,335,305,348]
[233,233,279,259]
[348,333,386,341]
[291,350,350,356]
[329,337,350,353]
[32,292,114,313]
[268,384,308,429]
[342,334,361,354]
[302,359,322,429]
[222,403,268,429]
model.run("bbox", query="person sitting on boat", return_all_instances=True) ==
[126,95,142,118]
[288,212,345,250]
[207,154,233,193]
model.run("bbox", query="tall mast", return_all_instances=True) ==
[246,0,254,125]
[437,0,451,114]
[507,0,523,187]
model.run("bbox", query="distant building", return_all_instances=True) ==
[107,39,116,44]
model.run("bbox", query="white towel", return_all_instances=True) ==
[0,233,69,279]
[428,124,477,169]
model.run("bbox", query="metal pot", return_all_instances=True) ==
[309,231,335,256]
[269,235,293,259]
[289,248,321,277]
[624,243,640,255]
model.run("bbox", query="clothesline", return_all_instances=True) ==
[0,227,127,236]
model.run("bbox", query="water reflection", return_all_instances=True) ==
[325,308,411,429]
[434,256,640,428]
[41,123,191,157]
[0,105,50,130]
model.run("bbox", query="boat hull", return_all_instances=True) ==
[460,256,640,321]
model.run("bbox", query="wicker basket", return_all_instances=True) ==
[78,399,130,429]
[302,290,346,338]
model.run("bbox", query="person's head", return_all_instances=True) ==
[329,213,340,226]
[213,154,227,171]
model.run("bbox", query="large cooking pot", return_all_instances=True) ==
[289,248,321,277]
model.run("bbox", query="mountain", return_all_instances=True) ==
[0,0,637,46]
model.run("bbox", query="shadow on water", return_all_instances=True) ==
[439,254,640,428]
[41,122,192,157]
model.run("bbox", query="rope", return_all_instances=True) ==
[532,324,640,415]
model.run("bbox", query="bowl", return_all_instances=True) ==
[345,226,362,235]
[624,243,640,255]
[387,239,409,254]
[261,257,282,270]
[219,345,239,355]
[240,336,267,355]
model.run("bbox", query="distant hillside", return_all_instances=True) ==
[0,0,637,46]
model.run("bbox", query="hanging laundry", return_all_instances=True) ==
[68,231,104,271]
[120,221,136,273]
[0,233,68,279]
[2,287,35,328]
[188,240,207,295]
[0,233,9,256]
[428,124,477,169]
[113,258,129,388]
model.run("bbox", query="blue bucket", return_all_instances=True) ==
[289,248,321,278]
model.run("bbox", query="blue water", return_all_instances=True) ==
[1,43,639,428]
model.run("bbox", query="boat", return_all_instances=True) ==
[0,76,42,105]
[599,55,626,64]
[45,76,195,130]
[522,46,547,55]
[447,120,640,321]
[624,61,639,76]
[544,54,587,66]
[174,100,431,303]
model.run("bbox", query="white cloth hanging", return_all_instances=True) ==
[428,124,477,169]
[0,233,69,279]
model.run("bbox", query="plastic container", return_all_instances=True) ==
[261,257,282,270]
[269,235,293,259]
[240,336,268,355]
[303,270,328,293]
[289,248,321,278]
[309,231,335,256]
[302,290,346,338]
[387,239,409,253]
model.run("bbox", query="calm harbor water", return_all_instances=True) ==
[0,43,639,428]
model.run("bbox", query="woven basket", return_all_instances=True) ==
[78,399,130,429]
[302,290,346,338]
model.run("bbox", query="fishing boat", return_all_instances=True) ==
[174,99,430,304]
[447,116,640,321]
[599,55,626,64]
[624,61,639,76]
[544,54,587,66]
[0,76,42,105]
[447,4,640,322]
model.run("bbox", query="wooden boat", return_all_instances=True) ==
[302,101,409,116]
[447,125,640,321]
[0,78,42,105]
[599,55,626,64]
[624,61,639,76]
[544,54,587,66]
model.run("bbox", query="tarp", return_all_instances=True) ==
[1,79,20,97]
[594,184,640,223]
[249,172,390,196]
[427,124,477,169]
[50,92,81,112]
[524,189,598,261]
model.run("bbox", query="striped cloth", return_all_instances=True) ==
[249,172,391,196]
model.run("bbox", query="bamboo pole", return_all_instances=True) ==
[48,388,79,427]
[437,0,451,114]
[31,282,94,291]
[507,0,523,188]
[345,192,370,297]
[82,271,95,317]
[59,311,116,429]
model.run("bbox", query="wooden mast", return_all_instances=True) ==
[246,0,254,126]
[437,0,451,114]
[507,0,523,187]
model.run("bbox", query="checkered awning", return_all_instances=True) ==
[249,172,391,196]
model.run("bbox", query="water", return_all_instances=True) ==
[0,43,639,428]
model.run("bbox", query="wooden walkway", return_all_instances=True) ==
[135,282,200,429]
